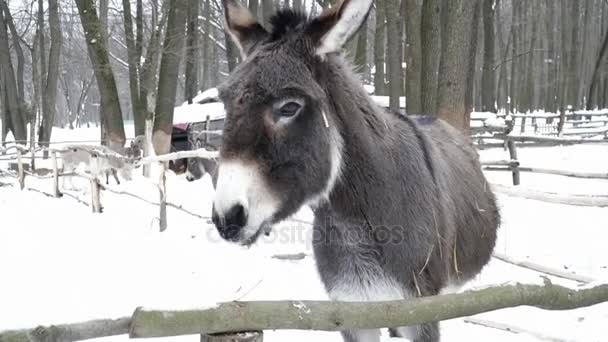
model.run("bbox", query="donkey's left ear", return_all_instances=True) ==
[309,0,374,55]
[223,0,268,58]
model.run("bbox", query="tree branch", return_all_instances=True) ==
[0,317,130,342]
[2,282,607,342]
[129,282,608,338]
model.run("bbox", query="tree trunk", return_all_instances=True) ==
[140,1,168,123]
[523,2,538,113]
[1,2,25,102]
[403,0,422,114]
[436,0,477,132]
[354,21,368,81]
[373,5,386,95]
[465,0,482,115]
[544,0,557,112]
[0,4,27,141]
[201,0,211,90]
[481,0,496,112]
[185,0,200,104]
[384,0,403,112]
[495,0,509,112]
[587,4,608,109]
[76,0,126,148]
[153,0,188,155]
[567,0,581,109]
[420,0,441,115]
[123,0,145,136]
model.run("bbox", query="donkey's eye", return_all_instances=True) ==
[277,102,302,117]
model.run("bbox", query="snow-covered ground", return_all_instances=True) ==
[1,126,607,342]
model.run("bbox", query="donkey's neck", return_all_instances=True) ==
[321,56,405,222]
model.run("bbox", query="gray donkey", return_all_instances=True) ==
[211,0,500,341]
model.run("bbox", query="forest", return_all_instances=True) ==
[0,0,607,151]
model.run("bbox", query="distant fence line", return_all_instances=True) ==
[0,124,607,222]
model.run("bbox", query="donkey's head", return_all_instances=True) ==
[212,0,372,244]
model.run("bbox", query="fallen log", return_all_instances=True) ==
[129,282,608,338]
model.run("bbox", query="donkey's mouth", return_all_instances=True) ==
[240,220,274,247]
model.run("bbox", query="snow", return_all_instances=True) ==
[1,126,608,342]
[370,95,406,109]
[173,102,226,124]
[185,87,220,106]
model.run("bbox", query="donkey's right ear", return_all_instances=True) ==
[308,0,374,56]
[223,0,268,58]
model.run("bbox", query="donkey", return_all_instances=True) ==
[211,0,499,341]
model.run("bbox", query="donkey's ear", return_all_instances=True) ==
[309,0,374,55]
[223,0,268,58]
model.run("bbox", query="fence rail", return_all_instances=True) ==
[1,281,606,342]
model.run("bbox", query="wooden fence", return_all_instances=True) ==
[1,137,608,341]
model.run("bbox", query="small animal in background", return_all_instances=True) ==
[59,143,137,188]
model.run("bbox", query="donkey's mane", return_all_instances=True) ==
[268,9,308,40]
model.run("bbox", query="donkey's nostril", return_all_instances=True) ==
[213,204,248,241]
[225,204,247,229]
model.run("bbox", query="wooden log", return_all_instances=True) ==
[491,184,608,207]
[506,139,520,186]
[507,134,608,144]
[159,163,167,232]
[514,166,608,179]
[51,151,62,197]
[201,331,263,342]
[480,160,519,167]
[0,317,131,342]
[492,253,594,284]
[129,282,608,338]
[17,149,24,190]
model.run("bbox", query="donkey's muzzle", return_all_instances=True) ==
[212,204,248,241]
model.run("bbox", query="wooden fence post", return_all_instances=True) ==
[17,149,25,190]
[51,151,62,197]
[143,118,153,178]
[201,331,263,342]
[507,139,520,186]
[204,115,211,145]
[159,162,167,232]
[90,178,102,213]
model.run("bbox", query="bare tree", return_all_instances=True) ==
[185,0,201,104]
[0,1,27,142]
[373,5,386,95]
[403,0,422,114]
[436,0,478,131]
[481,0,496,112]
[384,0,403,112]
[38,0,62,151]
[122,0,145,136]
[420,0,441,115]
[76,0,126,148]
[152,0,188,155]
